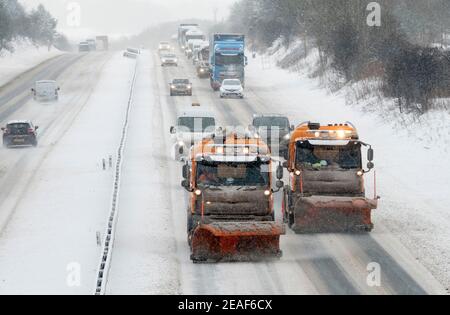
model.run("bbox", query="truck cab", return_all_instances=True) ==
[181,133,285,262]
[209,34,247,90]
[283,122,378,233]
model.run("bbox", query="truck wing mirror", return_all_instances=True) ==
[282,161,289,169]
[182,164,189,179]
[290,125,295,132]
[170,126,176,134]
[181,180,190,191]
[283,150,289,161]
[276,165,284,180]
[368,148,374,162]
[1,127,5,131]
[367,162,375,170]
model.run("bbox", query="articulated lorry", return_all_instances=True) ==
[209,34,247,91]
[178,24,203,52]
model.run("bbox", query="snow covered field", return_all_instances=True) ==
[0,41,63,88]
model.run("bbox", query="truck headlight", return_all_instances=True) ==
[195,189,202,196]
[264,190,271,196]
[283,134,291,140]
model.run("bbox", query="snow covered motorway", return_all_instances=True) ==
[0,50,446,295]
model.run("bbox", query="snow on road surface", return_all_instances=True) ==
[0,52,136,294]
[0,42,63,88]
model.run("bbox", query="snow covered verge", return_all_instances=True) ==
[247,45,450,291]
[262,38,450,155]
[0,40,63,87]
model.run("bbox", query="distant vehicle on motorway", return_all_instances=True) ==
[78,42,90,52]
[2,120,39,148]
[32,80,60,102]
[219,79,244,99]
[123,51,138,59]
[250,114,294,156]
[86,39,97,51]
[170,79,192,96]
[170,106,217,161]
[159,41,171,51]
[161,53,178,67]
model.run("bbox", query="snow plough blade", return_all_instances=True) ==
[190,222,285,263]
[289,196,378,233]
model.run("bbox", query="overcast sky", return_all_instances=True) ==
[20,0,237,38]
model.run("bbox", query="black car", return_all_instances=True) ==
[170,79,193,96]
[2,121,39,148]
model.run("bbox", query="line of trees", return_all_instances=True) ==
[0,0,58,53]
[228,0,450,114]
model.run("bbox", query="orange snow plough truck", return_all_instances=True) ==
[282,122,379,233]
[181,133,285,263]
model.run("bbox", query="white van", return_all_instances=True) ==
[170,106,217,161]
[32,80,60,102]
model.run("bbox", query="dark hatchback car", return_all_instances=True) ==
[2,121,39,148]
[170,79,193,96]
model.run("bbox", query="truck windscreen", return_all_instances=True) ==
[197,161,270,187]
[296,141,362,170]
[215,54,244,65]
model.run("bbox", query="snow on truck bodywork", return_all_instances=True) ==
[283,122,378,233]
[182,133,285,262]
[209,34,247,90]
